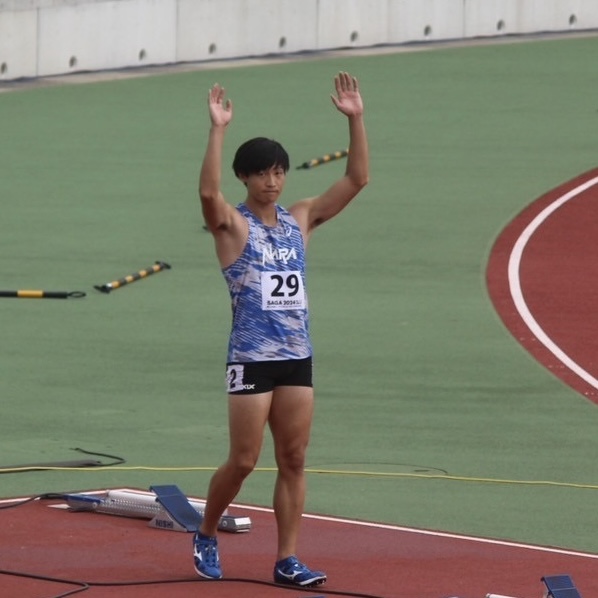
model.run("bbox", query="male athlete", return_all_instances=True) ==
[194,71,369,587]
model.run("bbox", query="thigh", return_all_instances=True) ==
[228,392,272,458]
[268,386,314,454]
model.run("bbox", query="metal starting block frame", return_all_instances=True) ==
[61,485,251,533]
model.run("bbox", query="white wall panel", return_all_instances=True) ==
[515,0,584,33]
[578,1,598,28]
[1,0,598,81]
[0,9,37,79]
[37,0,176,77]
[464,0,521,38]
[316,0,389,50]
[0,1,119,9]
[177,0,319,63]
[388,0,465,44]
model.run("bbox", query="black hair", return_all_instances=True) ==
[232,137,290,177]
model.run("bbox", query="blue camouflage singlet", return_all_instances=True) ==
[223,203,312,362]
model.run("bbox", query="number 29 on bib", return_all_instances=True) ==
[261,270,306,311]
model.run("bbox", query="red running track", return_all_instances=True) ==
[1,492,597,597]
[487,167,598,405]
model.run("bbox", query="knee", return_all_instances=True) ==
[228,453,258,481]
[276,446,306,476]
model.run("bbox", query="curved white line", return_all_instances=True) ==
[508,176,598,390]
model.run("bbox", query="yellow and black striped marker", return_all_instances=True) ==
[94,261,171,293]
[0,290,86,299]
[296,148,349,170]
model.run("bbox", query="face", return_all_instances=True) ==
[241,165,286,204]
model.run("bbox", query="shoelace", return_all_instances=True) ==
[197,541,219,567]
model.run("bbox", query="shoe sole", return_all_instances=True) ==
[274,575,327,587]
[194,563,223,580]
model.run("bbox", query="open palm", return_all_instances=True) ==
[331,72,364,116]
[207,84,233,126]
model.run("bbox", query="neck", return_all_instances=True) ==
[245,200,278,226]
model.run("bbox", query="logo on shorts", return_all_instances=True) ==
[226,364,256,392]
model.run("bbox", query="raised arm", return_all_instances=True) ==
[199,84,249,268]
[290,72,369,238]
[199,84,235,232]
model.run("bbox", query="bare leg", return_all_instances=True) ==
[200,392,272,536]
[268,386,314,560]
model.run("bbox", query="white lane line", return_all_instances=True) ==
[508,175,598,391]
[300,513,598,560]
[232,503,598,560]
[3,490,597,559]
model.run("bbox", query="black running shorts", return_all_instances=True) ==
[225,357,313,395]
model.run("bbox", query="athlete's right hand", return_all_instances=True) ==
[207,84,233,127]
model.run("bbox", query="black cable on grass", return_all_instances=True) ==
[0,448,125,474]
[72,447,126,466]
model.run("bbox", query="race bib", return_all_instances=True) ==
[261,270,306,310]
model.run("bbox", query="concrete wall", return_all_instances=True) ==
[1,0,597,80]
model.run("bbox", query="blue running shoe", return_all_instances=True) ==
[193,532,223,579]
[273,555,327,587]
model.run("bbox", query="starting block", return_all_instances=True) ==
[486,575,583,598]
[150,484,204,532]
[61,485,251,533]
[541,575,583,598]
